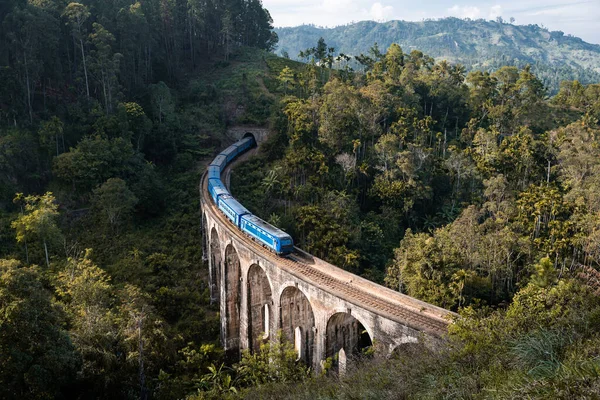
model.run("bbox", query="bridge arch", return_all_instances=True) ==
[224,243,242,357]
[280,286,315,365]
[247,264,273,353]
[209,227,222,304]
[325,312,372,371]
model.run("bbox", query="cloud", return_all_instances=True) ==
[321,0,356,13]
[489,5,502,19]
[370,2,394,21]
[448,5,482,19]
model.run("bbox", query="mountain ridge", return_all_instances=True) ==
[274,18,600,93]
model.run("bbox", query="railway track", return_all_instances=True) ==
[201,167,453,338]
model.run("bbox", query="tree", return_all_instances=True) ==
[221,10,234,61]
[235,331,309,387]
[0,260,78,398]
[92,178,138,231]
[88,23,122,114]
[38,116,64,157]
[278,66,295,95]
[63,3,91,99]
[3,4,47,123]
[11,192,63,268]
[53,135,141,192]
[150,81,174,123]
[123,102,152,151]
[118,284,168,400]
[318,79,361,151]
[55,250,127,397]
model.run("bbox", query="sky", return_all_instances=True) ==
[262,0,600,44]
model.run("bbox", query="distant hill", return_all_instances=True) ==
[274,18,600,93]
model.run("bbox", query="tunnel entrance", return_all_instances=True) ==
[325,312,372,373]
[247,264,272,353]
[280,287,315,365]
[224,244,241,358]
[242,132,257,142]
[209,228,222,305]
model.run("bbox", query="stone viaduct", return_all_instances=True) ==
[201,131,455,373]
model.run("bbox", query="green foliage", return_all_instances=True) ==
[235,331,310,388]
[53,134,142,193]
[0,260,79,399]
[92,178,138,231]
[11,192,63,267]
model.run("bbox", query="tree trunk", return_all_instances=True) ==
[80,38,90,99]
[101,70,109,114]
[24,52,33,124]
[43,239,49,268]
[138,316,147,400]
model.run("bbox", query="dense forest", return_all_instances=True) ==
[231,40,600,397]
[0,0,282,398]
[275,18,600,93]
[2,0,600,398]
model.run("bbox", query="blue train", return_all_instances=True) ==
[208,136,294,255]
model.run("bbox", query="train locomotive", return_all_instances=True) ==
[207,136,294,255]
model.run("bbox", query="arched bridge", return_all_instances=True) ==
[200,137,455,372]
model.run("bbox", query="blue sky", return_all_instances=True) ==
[263,0,600,44]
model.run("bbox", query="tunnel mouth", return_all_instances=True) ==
[243,132,257,145]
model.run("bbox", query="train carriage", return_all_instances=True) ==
[210,155,227,172]
[218,195,250,226]
[221,144,240,163]
[236,137,254,153]
[240,214,294,255]
[208,179,229,203]
[208,165,221,180]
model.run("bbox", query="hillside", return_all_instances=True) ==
[275,18,600,92]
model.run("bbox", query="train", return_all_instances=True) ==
[207,135,294,255]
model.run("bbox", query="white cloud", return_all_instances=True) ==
[489,5,502,19]
[321,0,356,13]
[370,2,394,21]
[448,5,482,19]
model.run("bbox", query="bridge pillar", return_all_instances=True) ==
[222,243,243,361]
[314,311,328,373]
[239,260,249,354]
